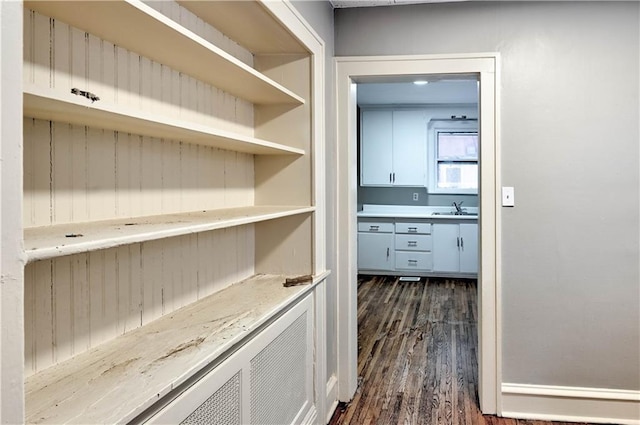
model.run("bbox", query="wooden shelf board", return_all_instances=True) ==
[24,86,305,156]
[24,0,305,106]
[177,0,308,54]
[25,273,327,424]
[25,206,315,263]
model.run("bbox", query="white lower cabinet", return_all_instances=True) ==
[146,295,315,425]
[358,217,477,276]
[358,220,395,271]
[432,223,478,274]
[459,223,479,273]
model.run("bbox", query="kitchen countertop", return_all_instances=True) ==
[357,204,478,220]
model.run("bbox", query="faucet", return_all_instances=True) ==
[453,201,464,214]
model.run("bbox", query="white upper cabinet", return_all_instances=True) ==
[360,109,427,187]
[392,110,427,186]
[360,109,394,186]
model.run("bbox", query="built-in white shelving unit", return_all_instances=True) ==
[19,0,326,423]
[25,206,315,262]
[23,0,305,105]
[24,85,305,155]
[177,0,309,54]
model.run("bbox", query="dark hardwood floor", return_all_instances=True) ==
[328,276,593,425]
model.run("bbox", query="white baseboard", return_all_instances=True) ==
[502,383,640,425]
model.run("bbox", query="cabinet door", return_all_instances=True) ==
[459,223,478,274]
[392,110,427,186]
[432,223,460,273]
[358,232,394,271]
[361,110,393,186]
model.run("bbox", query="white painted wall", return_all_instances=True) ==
[335,1,639,392]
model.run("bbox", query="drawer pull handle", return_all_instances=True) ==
[408,227,417,233]
[408,241,417,247]
[408,259,418,266]
[369,225,379,231]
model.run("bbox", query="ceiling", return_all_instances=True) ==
[357,80,478,105]
[331,0,467,8]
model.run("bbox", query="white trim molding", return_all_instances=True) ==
[0,1,25,423]
[502,383,640,425]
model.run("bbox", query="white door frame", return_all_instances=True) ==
[334,53,502,414]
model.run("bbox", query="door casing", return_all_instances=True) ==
[334,53,502,414]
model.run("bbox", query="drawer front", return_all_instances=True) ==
[395,222,431,234]
[358,221,394,233]
[395,234,432,251]
[395,251,433,271]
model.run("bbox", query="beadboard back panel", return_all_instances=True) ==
[22,3,260,373]
[23,117,254,227]
[24,225,255,376]
[142,0,253,67]
[23,8,254,138]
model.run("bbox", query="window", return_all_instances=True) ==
[427,118,478,194]
[436,131,478,190]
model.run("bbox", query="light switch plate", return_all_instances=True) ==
[502,186,515,207]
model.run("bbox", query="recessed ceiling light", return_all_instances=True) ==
[413,80,429,86]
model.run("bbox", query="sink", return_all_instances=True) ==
[432,211,477,216]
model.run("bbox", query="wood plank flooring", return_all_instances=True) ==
[328,276,594,425]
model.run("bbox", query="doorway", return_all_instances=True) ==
[335,54,501,414]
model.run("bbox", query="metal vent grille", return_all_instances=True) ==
[181,372,241,425]
[250,314,307,425]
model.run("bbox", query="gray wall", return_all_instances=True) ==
[336,2,640,390]
[289,0,338,385]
